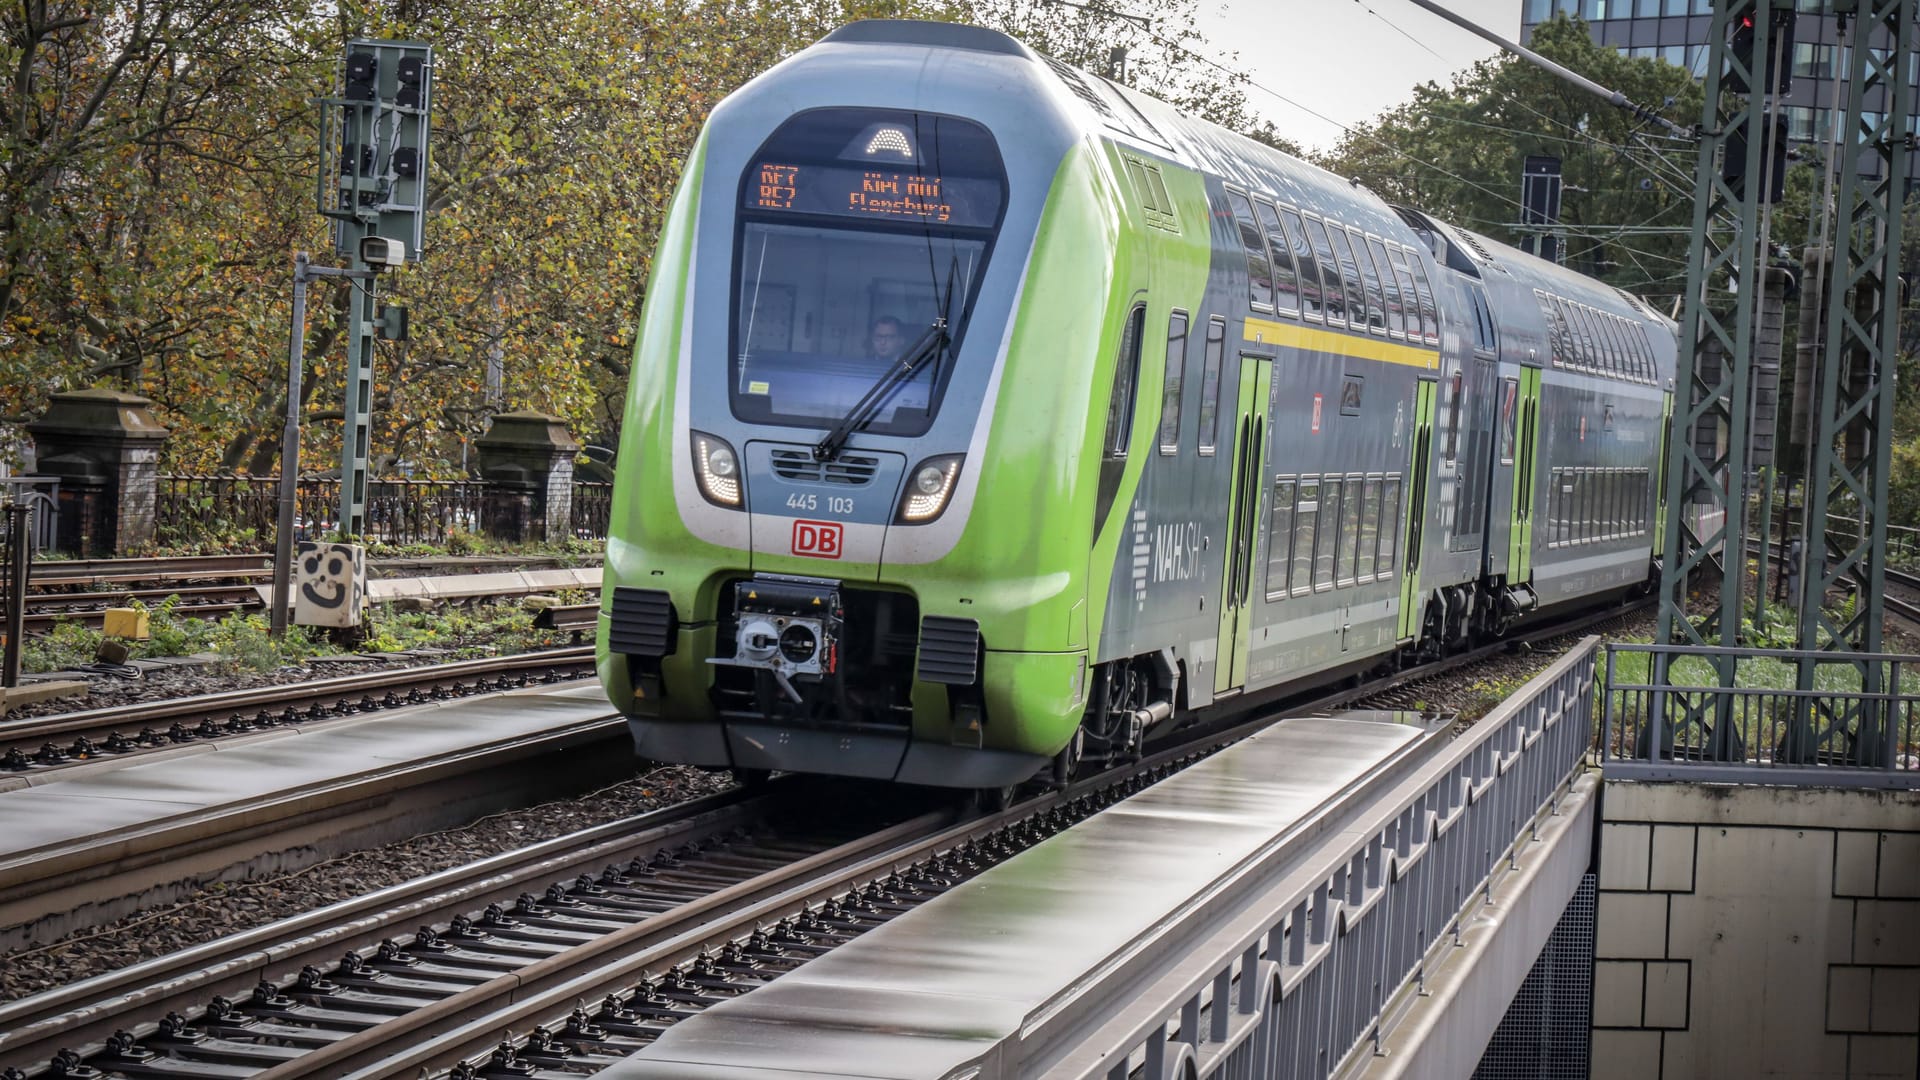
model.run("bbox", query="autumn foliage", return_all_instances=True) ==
[0,0,1277,477]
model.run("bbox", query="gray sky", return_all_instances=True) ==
[1191,0,1523,152]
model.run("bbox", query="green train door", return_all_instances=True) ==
[1397,379,1437,641]
[1506,367,1543,583]
[1216,355,1272,694]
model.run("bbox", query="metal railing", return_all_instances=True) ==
[571,481,613,539]
[1024,639,1600,1079]
[0,477,58,550]
[155,475,619,547]
[1600,642,1920,787]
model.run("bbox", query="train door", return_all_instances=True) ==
[1397,379,1437,641]
[1506,366,1543,583]
[1215,354,1273,694]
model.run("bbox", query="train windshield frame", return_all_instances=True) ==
[729,108,1009,437]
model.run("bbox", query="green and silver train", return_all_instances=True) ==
[598,20,1676,799]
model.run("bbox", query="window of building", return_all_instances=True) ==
[1158,311,1188,454]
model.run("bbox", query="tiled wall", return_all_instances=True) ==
[1593,781,1920,1079]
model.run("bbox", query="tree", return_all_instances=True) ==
[1315,14,1703,307]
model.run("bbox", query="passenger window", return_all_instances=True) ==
[1103,303,1146,459]
[1408,255,1440,342]
[1255,198,1300,317]
[1539,293,1571,365]
[1158,311,1188,454]
[1266,476,1296,597]
[1367,238,1403,339]
[1379,476,1401,576]
[1602,317,1626,376]
[1339,472,1363,585]
[1198,316,1225,455]
[1304,217,1348,327]
[1293,481,1319,595]
[1328,228,1371,331]
[1228,191,1274,312]
[1443,368,1464,464]
[1351,231,1389,334]
[1315,477,1341,590]
[1280,207,1323,320]
[1358,476,1381,581]
[1387,245,1420,339]
[1554,470,1572,546]
[1500,377,1519,464]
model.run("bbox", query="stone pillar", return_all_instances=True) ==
[473,411,578,542]
[26,390,170,555]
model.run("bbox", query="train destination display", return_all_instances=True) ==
[748,162,1001,227]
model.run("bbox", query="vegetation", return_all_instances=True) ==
[1,0,1271,477]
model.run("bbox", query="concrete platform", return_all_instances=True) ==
[605,714,1440,1080]
[0,680,624,947]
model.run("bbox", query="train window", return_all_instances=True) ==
[1443,368,1464,464]
[1367,237,1404,340]
[1537,292,1569,365]
[1349,229,1389,335]
[1228,190,1274,312]
[1579,306,1604,371]
[1198,316,1226,455]
[1329,228,1373,332]
[1564,303,1590,368]
[1303,216,1348,328]
[1386,244,1420,340]
[1500,377,1519,464]
[1158,311,1189,455]
[1358,476,1382,582]
[1266,476,1296,598]
[1315,476,1341,590]
[1598,312,1623,377]
[1255,198,1300,317]
[1339,472,1364,585]
[1379,476,1401,576]
[1466,284,1497,355]
[1293,480,1319,596]
[1408,254,1440,343]
[1553,298,1583,368]
[1555,470,1573,546]
[1103,303,1146,459]
[1604,317,1628,377]
[1279,207,1323,320]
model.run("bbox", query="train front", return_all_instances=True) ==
[598,22,1108,789]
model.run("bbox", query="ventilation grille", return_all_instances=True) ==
[1043,55,1117,120]
[769,450,880,485]
[1613,286,1651,317]
[1456,230,1497,264]
[917,616,981,685]
[607,587,675,657]
[1123,156,1178,232]
[1473,872,1596,1080]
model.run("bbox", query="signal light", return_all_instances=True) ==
[1727,8,1795,96]
[1724,112,1792,203]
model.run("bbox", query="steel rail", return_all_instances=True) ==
[0,593,1645,1080]
[0,646,596,779]
[0,784,779,1066]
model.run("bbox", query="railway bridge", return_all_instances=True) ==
[599,636,1920,1080]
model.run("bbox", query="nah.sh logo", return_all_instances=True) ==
[791,519,843,559]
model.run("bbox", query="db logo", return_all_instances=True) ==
[791,519,843,559]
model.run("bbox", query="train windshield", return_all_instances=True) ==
[731,108,1006,436]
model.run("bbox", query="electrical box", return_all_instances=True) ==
[294,541,367,628]
[102,607,150,641]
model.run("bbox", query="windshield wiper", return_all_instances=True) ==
[813,319,947,462]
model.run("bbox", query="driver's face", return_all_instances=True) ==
[871,325,903,356]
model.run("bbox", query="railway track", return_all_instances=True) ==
[0,646,598,776]
[1749,540,1920,628]
[0,597,1637,1080]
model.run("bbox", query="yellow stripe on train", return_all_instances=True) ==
[1242,315,1440,371]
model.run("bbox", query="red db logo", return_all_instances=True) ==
[791,519,843,559]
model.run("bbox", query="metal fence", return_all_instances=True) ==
[0,477,58,550]
[1025,639,1600,1079]
[571,481,613,538]
[1599,642,1920,787]
[155,475,616,547]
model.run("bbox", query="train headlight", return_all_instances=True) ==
[692,431,743,508]
[897,454,963,523]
